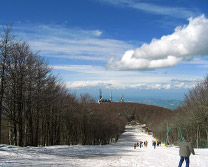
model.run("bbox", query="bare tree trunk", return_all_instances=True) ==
[206,129,208,147]
[0,66,4,143]
[0,26,13,143]
[196,125,200,148]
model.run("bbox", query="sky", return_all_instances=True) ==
[0,0,208,108]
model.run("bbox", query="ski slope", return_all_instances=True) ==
[0,125,207,167]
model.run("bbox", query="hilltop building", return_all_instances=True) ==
[98,89,125,104]
[120,94,124,103]
[98,89,112,104]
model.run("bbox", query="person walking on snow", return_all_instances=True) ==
[145,141,148,147]
[139,141,143,148]
[153,141,156,149]
[134,143,137,149]
[177,138,195,167]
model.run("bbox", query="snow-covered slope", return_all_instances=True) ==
[0,125,207,167]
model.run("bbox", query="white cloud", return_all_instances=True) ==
[52,65,106,74]
[94,30,102,36]
[66,80,196,90]
[98,0,199,18]
[52,65,143,77]
[171,78,202,83]
[49,63,201,90]
[182,57,208,68]
[29,38,131,60]
[130,83,188,90]
[107,15,208,70]
[13,24,134,62]
[52,64,201,90]
[66,80,125,89]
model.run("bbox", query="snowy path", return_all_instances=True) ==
[0,125,207,167]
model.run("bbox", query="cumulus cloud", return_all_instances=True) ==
[107,15,208,70]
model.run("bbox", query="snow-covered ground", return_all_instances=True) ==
[0,125,207,167]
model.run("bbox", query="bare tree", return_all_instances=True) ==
[0,25,14,143]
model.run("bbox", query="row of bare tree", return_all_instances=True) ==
[174,76,208,147]
[0,27,126,146]
[146,77,208,148]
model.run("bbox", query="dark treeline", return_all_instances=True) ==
[170,76,208,148]
[144,76,208,148]
[0,26,128,146]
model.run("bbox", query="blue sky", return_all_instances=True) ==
[1,0,208,108]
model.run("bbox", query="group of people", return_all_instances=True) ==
[133,137,195,167]
[152,140,162,149]
[134,140,148,149]
[134,140,163,149]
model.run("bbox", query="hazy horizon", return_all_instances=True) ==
[72,88,189,109]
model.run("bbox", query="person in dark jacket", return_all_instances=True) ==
[177,138,195,167]
[153,141,156,149]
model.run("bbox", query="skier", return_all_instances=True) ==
[177,138,195,167]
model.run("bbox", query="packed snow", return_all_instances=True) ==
[0,125,207,167]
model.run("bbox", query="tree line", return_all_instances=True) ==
[144,76,208,148]
[172,76,208,147]
[0,26,127,146]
